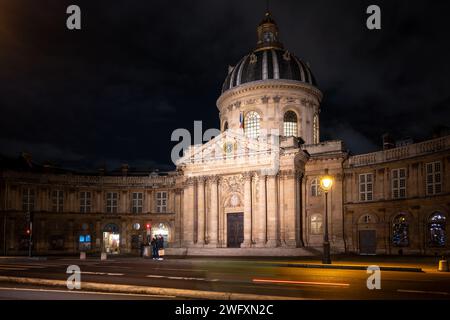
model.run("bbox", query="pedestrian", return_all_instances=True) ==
[157,234,164,260]
[151,236,158,260]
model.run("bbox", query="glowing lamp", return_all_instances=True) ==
[320,175,333,192]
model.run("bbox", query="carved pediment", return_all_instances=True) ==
[176,129,280,166]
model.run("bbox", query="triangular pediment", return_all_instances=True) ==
[176,129,280,166]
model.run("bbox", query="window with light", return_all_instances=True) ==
[244,111,260,139]
[429,212,446,247]
[283,111,297,137]
[392,214,409,247]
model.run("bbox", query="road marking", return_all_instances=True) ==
[146,274,219,282]
[0,286,176,298]
[0,267,28,271]
[88,265,131,269]
[397,289,449,296]
[81,271,124,276]
[252,278,350,287]
[58,258,116,262]
[154,268,208,273]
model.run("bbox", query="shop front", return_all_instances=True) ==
[103,223,120,254]
[151,222,170,245]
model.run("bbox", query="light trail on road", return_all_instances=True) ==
[252,278,350,287]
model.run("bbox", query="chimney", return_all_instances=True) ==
[21,152,33,167]
[121,163,129,176]
[382,133,395,150]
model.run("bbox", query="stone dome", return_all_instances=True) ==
[221,12,317,93]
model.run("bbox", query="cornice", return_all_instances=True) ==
[217,79,323,108]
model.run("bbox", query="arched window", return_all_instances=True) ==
[310,214,323,235]
[244,111,260,139]
[223,121,229,131]
[310,178,321,197]
[313,114,319,144]
[283,111,298,137]
[392,214,409,247]
[429,212,446,247]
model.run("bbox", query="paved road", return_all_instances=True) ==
[0,257,449,299]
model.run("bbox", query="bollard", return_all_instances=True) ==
[101,252,107,261]
[438,259,449,272]
[80,252,86,260]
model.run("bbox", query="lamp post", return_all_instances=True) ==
[320,170,333,264]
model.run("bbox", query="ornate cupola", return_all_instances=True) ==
[217,11,323,145]
[256,12,283,51]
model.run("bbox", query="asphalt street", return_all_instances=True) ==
[0,256,449,300]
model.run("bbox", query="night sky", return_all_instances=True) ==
[1,0,449,171]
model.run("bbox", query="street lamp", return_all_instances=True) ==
[320,170,333,264]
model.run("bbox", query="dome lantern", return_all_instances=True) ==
[256,12,283,51]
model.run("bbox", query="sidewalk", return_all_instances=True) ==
[173,254,448,273]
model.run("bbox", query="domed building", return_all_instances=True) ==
[0,11,449,257]
[175,11,450,256]
[176,12,346,254]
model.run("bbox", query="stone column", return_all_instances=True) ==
[174,190,182,247]
[9,219,15,250]
[241,172,253,247]
[255,174,267,247]
[68,220,75,253]
[182,178,195,247]
[266,174,278,247]
[279,174,286,246]
[283,170,298,247]
[95,220,101,251]
[197,177,205,246]
[206,176,218,247]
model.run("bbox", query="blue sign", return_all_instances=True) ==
[79,235,91,243]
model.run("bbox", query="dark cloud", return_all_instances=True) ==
[0,0,449,169]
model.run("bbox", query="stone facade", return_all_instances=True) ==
[0,12,449,257]
[0,134,448,256]
[0,171,183,255]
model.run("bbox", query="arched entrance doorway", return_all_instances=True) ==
[103,223,120,254]
[151,223,170,245]
[358,214,378,255]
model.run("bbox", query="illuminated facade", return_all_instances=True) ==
[0,12,449,256]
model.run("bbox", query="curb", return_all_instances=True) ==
[0,276,300,300]
[270,263,422,272]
